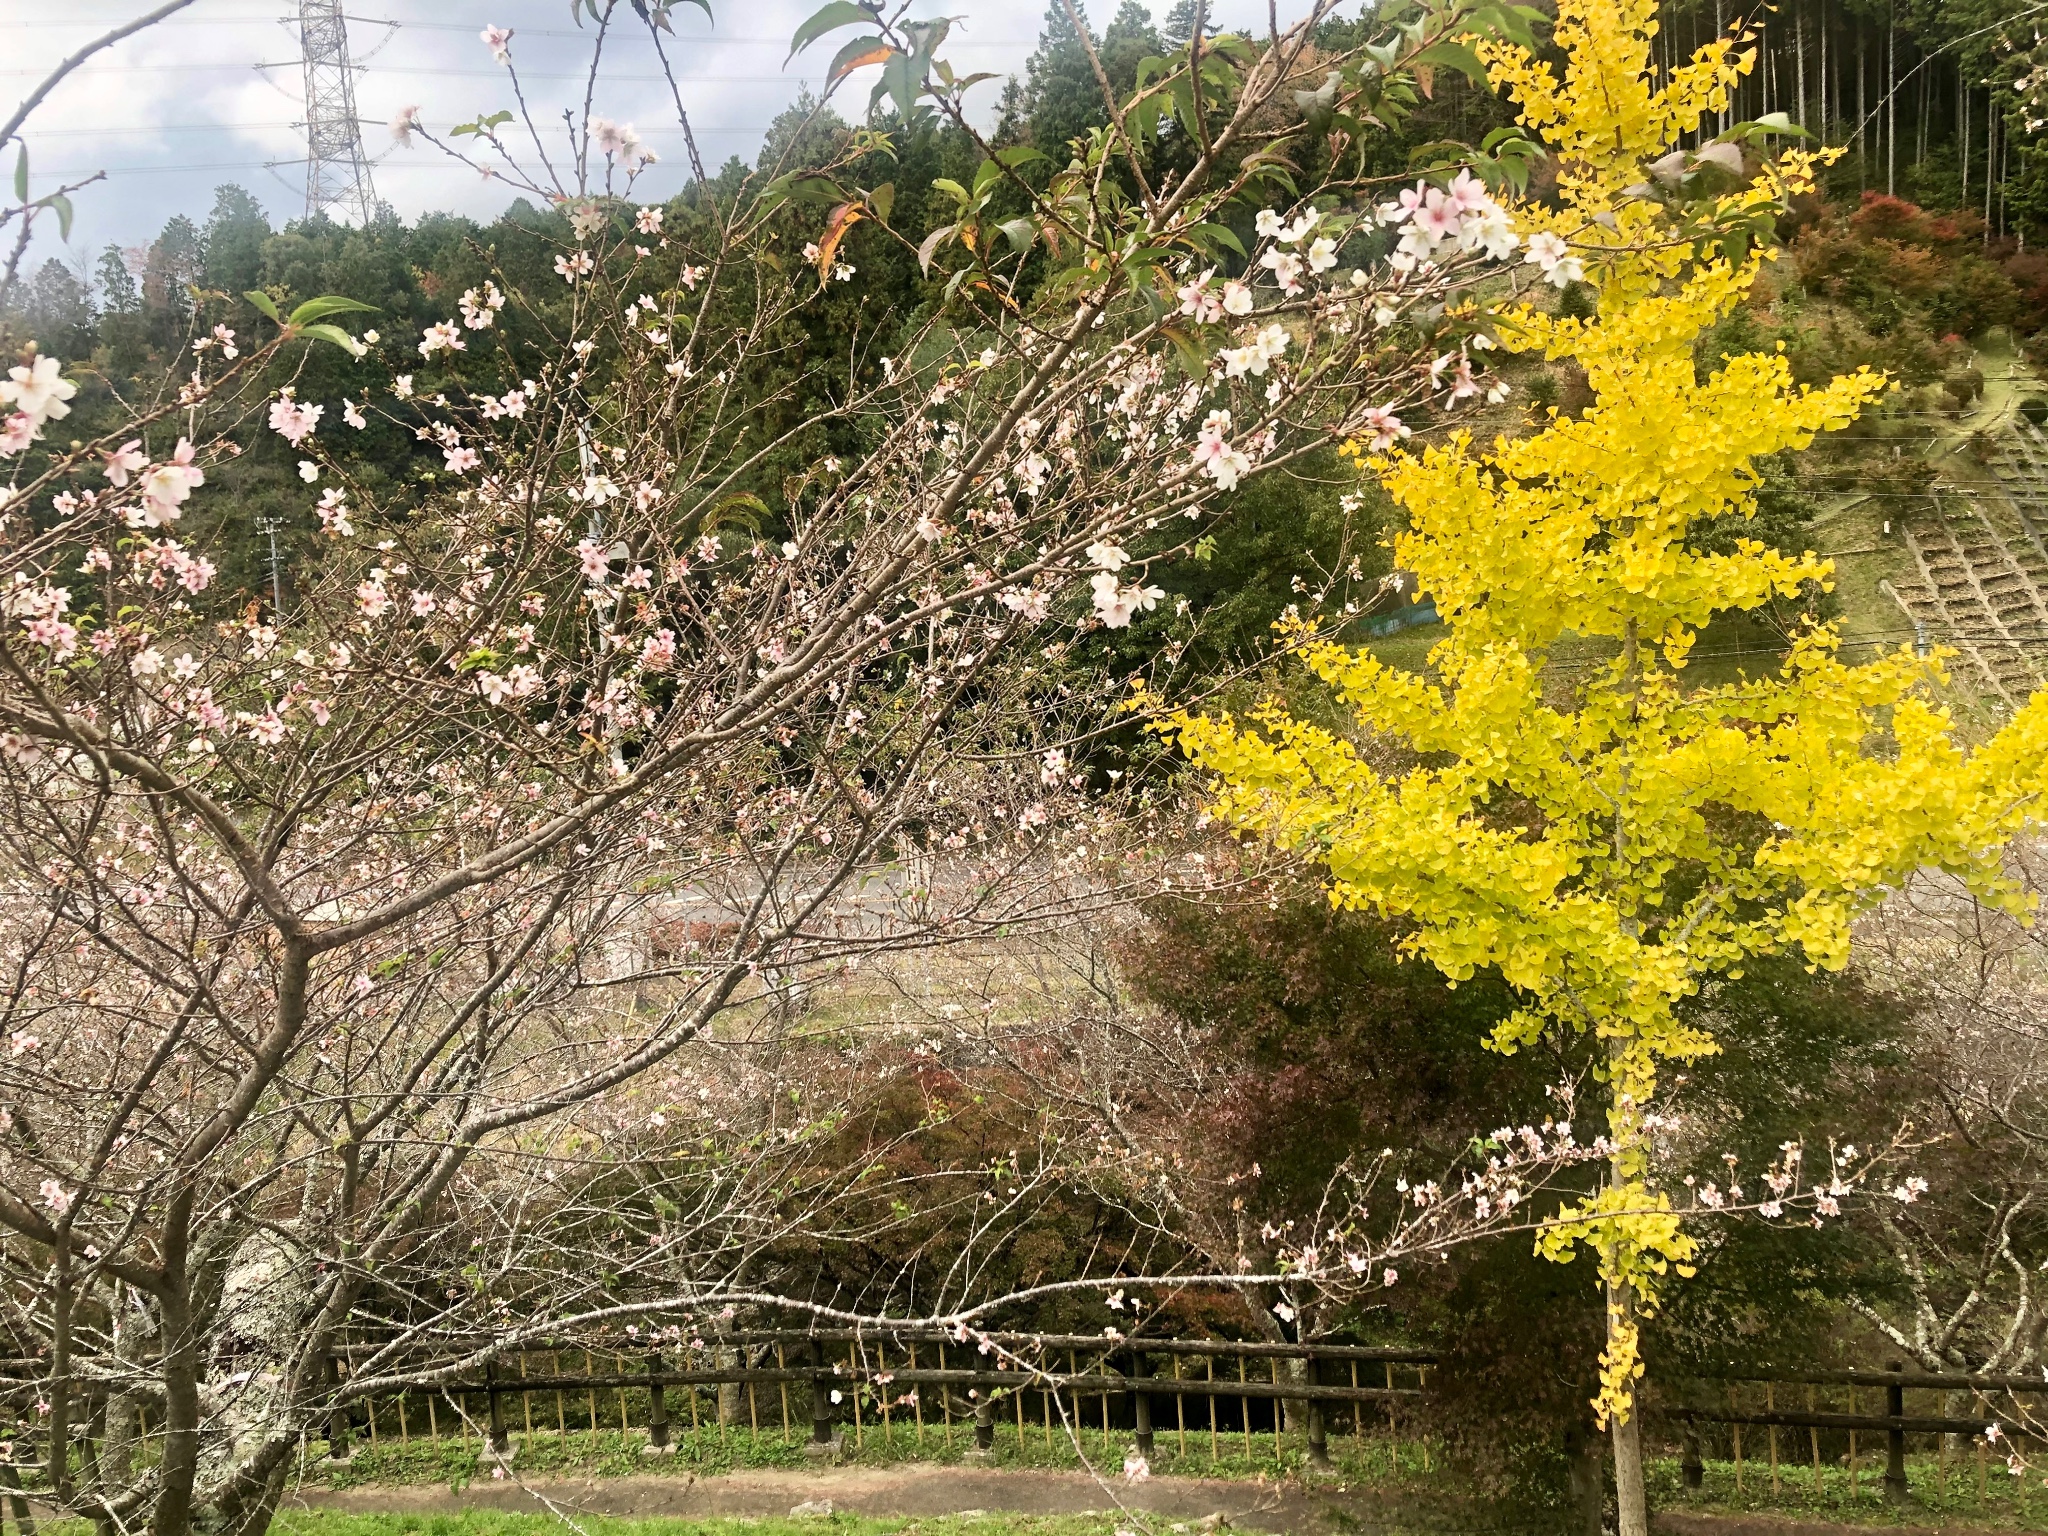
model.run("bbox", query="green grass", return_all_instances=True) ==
[306,1424,1447,1492]
[1646,1451,2048,1529]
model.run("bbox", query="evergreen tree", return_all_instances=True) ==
[1025,1,1106,158]
[1100,1,1160,96]
[1161,0,1212,50]
[94,245,138,314]
[201,184,272,298]
[22,259,94,358]
[991,76,1028,148]
[140,214,202,349]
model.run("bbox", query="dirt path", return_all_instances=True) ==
[291,1465,1441,1534]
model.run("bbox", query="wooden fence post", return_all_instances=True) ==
[324,1350,352,1461]
[1240,1354,1252,1460]
[1206,1355,1218,1462]
[1808,1385,1820,1500]
[1303,1350,1330,1472]
[519,1354,532,1441]
[972,1395,995,1454]
[848,1345,862,1451]
[1269,1357,1283,1462]
[807,1337,835,1456]
[778,1345,792,1443]
[645,1353,671,1453]
[1681,1418,1704,1490]
[1130,1349,1153,1459]
[485,1359,510,1455]
[1884,1362,1908,1503]
[1767,1383,1779,1495]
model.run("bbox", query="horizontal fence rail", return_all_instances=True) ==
[259,1330,1446,1475]
[1664,1361,2043,1507]
[1,1323,2037,1514]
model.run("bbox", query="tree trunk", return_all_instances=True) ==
[1567,1423,1606,1536]
[1987,88,1997,239]
[1608,1282,1649,1536]
[1610,1378,1648,1533]
[1857,26,1867,189]
[1886,7,1896,197]
[1715,0,1727,133]
[148,1286,201,1536]
[1819,1,1828,139]
[1795,6,1807,133]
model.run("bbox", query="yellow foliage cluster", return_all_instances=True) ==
[1174,0,2048,1424]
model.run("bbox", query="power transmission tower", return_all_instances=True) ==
[296,0,377,224]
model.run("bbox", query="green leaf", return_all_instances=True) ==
[40,192,72,241]
[788,1,876,61]
[288,295,380,327]
[1162,325,1208,378]
[1410,39,1487,86]
[916,222,956,274]
[997,217,1035,254]
[995,145,1050,171]
[708,492,769,531]
[1184,222,1246,260]
[11,145,24,203]
[299,323,365,352]
[1462,4,1543,51]
[244,290,282,323]
[867,181,894,224]
[930,177,970,210]
[881,49,919,119]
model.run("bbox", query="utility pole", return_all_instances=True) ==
[296,0,377,224]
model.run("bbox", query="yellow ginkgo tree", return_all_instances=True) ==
[1172,0,2048,1527]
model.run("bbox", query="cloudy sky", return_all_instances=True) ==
[7,0,1283,282]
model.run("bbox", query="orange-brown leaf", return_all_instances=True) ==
[815,202,868,282]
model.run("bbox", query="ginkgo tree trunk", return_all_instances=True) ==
[1172,1,2048,1530]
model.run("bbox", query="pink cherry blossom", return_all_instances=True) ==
[137,439,205,527]
[103,440,146,486]
[267,391,323,447]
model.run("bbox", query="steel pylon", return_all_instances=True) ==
[297,0,378,224]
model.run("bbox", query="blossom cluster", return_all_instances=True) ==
[0,355,77,460]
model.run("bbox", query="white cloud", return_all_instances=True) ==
[5,0,1276,275]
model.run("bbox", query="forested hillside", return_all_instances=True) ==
[10,1,2048,649]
